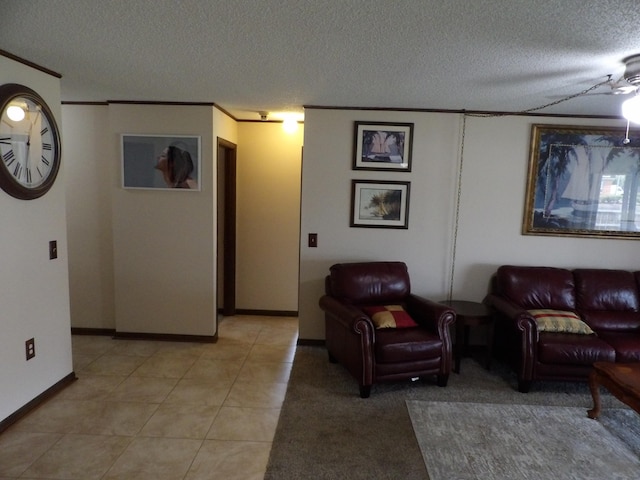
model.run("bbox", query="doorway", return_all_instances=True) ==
[217,137,237,318]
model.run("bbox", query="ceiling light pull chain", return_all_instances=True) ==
[624,119,631,144]
[448,112,466,302]
[519,77,612,114]
[466,77,614,119]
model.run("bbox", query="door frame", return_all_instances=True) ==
[217,137,237,316]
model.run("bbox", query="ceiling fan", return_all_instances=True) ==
[597,54,640,95]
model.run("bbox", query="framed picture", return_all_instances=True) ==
[350,180,410,229]
[353,122,413,171]
[523,124,640,239]
[121,134,201,190]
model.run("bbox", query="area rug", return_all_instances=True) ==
[407,401,640,480]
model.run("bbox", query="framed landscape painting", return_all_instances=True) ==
[350,180,410,229]
[523,124,640,239]
[122,134,201,190]
[353,122,413,171]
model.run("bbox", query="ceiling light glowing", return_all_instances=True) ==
[622,95,640,124]
[7,105,25,121]
[282,117,299,133]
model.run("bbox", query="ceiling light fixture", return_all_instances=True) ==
[282,116,298,133]
[620,55,640,132]
[7,104,25,121]
[622,94,640,124]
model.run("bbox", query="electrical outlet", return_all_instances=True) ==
[49,240,58,260]
[25,338,35,360]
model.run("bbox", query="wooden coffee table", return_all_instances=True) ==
[587,362,640,419]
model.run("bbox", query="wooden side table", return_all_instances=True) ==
[439,300,494,374]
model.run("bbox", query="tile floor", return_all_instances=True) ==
[0,315,298,480]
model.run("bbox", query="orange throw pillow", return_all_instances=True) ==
[362,305,418,329]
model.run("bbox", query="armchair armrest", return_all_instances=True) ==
[319,295,374,334]
[319,294,376,389]
[406,294,455,335]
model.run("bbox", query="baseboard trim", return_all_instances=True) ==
[0,372,77,434]
[113,331,217,343]
[234,309,298,317]
[297,339,325,346]
[70,327,116,336]
[70,327,217,343]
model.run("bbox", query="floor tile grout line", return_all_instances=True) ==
[4,316,298,479]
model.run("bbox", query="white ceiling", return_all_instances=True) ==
[2,0,640,121]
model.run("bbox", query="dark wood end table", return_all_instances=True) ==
[587,361,640,419]
[439,300,494,374]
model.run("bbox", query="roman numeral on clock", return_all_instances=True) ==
[42,143,52,151]
[40,127,49,136]
[3,149,15,165]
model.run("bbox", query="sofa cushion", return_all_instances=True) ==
[580,311,640,332]
[537,333,615,365]
[574,269,640,311]
[528,309,594,335]
[497,266,575,310]
[363,305,418,329]
[596,331,640,362]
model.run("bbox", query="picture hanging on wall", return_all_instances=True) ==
[121,134,201,190]
[353,122,413,171]
[523,124,640,239]
[350,180,410,229]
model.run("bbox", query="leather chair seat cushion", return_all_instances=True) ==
[375,328,443,363]
[537,332,615,365]
[597,331,640,362]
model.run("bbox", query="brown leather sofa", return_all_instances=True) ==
[484,265,640,392]
[319,261,455,397]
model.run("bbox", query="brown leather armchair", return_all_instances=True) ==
[319,261,455,398]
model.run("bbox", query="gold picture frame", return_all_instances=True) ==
[523,124,640,239]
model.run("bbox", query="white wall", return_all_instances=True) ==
[236,122,303,312]
[0,57,73,422]
[110,104,222,336]
[299,109,640,340]
[62,104,306,334]
[63,104,114,329]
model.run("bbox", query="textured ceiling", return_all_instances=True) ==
[2,0,640,120]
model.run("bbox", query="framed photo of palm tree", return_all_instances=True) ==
[350,180,410,228]
[353,122,413,171]
[523,124,640,239]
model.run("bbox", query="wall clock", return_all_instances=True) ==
[0,83,61,200]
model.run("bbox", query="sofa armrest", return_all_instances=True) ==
[484,294,537,332]
[485,293,538,386]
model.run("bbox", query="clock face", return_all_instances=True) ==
[0,84,61,200]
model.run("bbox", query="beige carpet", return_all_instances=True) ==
[407,401,640,480]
